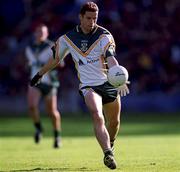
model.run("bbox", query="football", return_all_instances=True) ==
[107,65,129,87]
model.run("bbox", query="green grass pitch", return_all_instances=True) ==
[0,112,180,172]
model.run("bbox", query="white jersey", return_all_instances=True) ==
[55,25,116,88]
[25,39,59,86]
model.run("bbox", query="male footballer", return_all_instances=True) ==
[30,2,129,169]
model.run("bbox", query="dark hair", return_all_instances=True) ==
[80,1,99,15]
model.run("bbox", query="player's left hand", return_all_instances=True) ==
[30,72,42,86]
[118,81,130,97]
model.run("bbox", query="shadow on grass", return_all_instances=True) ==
[2,167,98,172]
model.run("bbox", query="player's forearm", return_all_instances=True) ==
[39,57,60,76]
[107,56,119,69]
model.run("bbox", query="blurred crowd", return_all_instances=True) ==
[0,0,180,98]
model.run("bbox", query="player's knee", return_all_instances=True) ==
[54,111,60,119]
[92,112,105,126]
[48,109,60,118]
[109,118,120,127]
[28,106,38,113]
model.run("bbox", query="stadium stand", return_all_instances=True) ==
[0,0,179,113]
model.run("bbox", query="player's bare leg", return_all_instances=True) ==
[27,86,42,143]
[45,94,61,148]
[84,90,110,150]
[103,96,121,150]
[84,89,116,169]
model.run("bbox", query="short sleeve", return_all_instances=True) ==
[101,34,116,58]
[55,36,70,61]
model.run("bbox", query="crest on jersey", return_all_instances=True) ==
[80,40,88,52]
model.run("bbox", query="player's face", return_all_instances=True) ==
[80,11,98,34]
[35,26,49,42]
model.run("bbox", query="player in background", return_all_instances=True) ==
[30,2,129,169]
[25,23,64,148]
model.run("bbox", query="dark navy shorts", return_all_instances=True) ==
[36,83,57,97]
[79,81,118,105]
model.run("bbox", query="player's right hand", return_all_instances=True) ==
[30,72,42,86]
